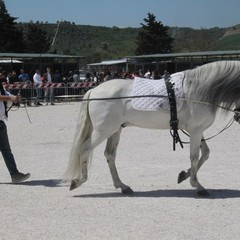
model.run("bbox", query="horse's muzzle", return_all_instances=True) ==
[234,109,240,124]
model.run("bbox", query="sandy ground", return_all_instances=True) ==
[1,102,240,240]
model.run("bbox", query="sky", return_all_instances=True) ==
[4,0,240,29]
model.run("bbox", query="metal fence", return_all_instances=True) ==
[3,82,97,104]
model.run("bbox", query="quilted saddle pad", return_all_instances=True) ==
[131,72,185,112]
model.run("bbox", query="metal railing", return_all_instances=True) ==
[3,82,98,104]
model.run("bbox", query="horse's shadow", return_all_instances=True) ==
[73,188,240,199]
[2,179,240,199]
[0,179,63,187]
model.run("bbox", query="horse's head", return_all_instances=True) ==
[234,109,240,124]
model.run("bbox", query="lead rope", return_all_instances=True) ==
[179,116,235,144]
[7,91,32,124]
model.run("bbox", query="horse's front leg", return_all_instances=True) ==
[188,132,209,196]
[104,128,133,194]
[178,138,210,184]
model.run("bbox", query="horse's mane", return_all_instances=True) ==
[184,60,240,110]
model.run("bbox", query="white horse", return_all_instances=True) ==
[64,61,240,196]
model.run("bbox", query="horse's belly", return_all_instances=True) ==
[123,105,171,129]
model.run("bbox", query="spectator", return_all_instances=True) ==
[7,71,19,95]
[67,71,73,82]
[7,71,18,84]
[162,70,170,80]
[53,70,62,82]
[33,69,42,106]
[43,67,55,105]
[18,69,31,106]
[73,70,80,82]
[18,69,30,83]
[138,69,143,77]
[151,70,162,79]
[0,72,7,83]
[53,70,63,97]
[144,70,151,79]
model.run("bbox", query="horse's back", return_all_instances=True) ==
[90,79,133,98]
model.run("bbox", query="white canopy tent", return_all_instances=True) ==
[87,58,128,72]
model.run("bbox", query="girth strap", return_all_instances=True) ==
[164,75,183,151]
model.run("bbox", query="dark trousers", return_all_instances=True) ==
[0,121,18,175]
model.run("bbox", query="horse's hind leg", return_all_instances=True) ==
[70,131,108,191]
[178,138,210,185]
[104,128,133,194]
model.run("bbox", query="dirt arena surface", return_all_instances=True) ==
[1,102,240,240]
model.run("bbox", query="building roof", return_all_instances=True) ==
[127,50,240,59]
[0,53,84,59]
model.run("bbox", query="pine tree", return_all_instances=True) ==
[23,23,51,53]
[0,0,25,52]
[135,13,173,55]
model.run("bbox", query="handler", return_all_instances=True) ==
[0,80,30,183]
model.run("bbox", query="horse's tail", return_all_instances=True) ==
[64,89,93,181]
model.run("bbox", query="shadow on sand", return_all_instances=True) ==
[2,180,240,199]
[0,179,63,187]
[73,188,240,199]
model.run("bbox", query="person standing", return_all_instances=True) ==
[18,69,32,106]
[33,69,42,106]
[0,80,30,183]
[43,67,55,105]
[7,71,18,84]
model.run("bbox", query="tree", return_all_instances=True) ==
[0,0,25,52]
[135,13,173,55]
[23,23,51,53]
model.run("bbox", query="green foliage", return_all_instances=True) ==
[0,0,50,53]
[0,0,25,52]
[135,13,173,55]
[22,23,51,53]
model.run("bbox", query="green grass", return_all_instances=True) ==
[219,34,240,50]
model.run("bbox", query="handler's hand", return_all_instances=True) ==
[9,95,21,103]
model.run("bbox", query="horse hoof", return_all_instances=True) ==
[122,187,134,195]
[197,189,209,197]
[178,171,187,184]
[69,179,78,191]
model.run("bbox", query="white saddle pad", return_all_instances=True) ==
[131,72,185,112]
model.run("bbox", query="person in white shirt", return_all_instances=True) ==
[0,77,30,183]
[33,69,42,106]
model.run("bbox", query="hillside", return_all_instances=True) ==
[18,21,240,62]
[218,25,240,50]
[24,22,139,62]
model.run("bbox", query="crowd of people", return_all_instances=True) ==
[0,67,170,106]
[1,68,169,85]
[0,68,58,106]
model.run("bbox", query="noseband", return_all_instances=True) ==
[234,108,240,123]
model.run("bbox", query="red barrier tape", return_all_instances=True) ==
[3,82,97,89]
